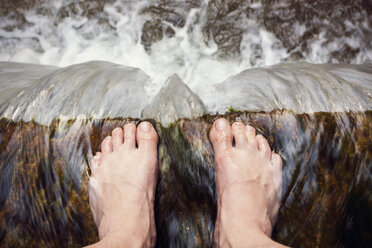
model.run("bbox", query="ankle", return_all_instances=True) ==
[219,182,273,232]
[215,227,285,248]
[97,200,154,239]
[91,231,155,248]
[97,216,156,248]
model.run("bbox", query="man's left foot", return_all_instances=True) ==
[209,118,286,247]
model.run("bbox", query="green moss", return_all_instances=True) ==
[226,105,243,114]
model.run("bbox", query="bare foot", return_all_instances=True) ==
[210,118,287,248]
[87,122,158,248]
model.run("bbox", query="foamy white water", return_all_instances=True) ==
[1,0,371,95]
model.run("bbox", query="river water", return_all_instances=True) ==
[0,0,371,247]
[1,0,372,91]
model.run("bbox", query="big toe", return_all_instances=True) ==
[136,121,158,155]
[209,118,233,162]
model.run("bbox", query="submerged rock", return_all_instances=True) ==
[207,62,372,114]
[1,62,371,126]
[142,74,207,126]
[0,61,152,125]
[0,110,371,247]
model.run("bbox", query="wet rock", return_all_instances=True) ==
[141,0,201,50]
[142,0,201,27]
[141,20,165,50]
[0,61,152,125]
[0,110,371,247]
[203,0,246,57]
[202,0,372,61]
[1,0,370,62]
[208,62,372,114]
[260,0,372,63]
[141,20,175,51]
[141,74,207,126]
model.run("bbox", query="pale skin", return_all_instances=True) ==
[86,119,289,247]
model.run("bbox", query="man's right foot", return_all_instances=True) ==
[87,121,158,248]
[209,118,287,248]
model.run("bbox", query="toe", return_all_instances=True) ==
[112,127,124,150]
[270,152,283,195]
[101,136,113,157]
[91,152,102,173]
[232,122,247,149]
[136,121,158,154]
[256,134,271,158]
[209,118,233,161]
[245,125,258,149]
[124,123,136,149]
[94,152,102,164]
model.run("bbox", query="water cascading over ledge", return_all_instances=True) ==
[0,61,371,247]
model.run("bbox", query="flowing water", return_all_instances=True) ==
[0,0,372,247]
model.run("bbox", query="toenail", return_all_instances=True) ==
[216,119,228,130]
[246,125,255,133]
[113,127,121,133]
[139,122,151,132]
[124,123,135,128]
[234,122,244,126]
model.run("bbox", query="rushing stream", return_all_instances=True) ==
[0,0,372,247]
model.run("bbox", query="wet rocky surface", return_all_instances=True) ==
[0,110,371,247]
[1,0,371,63]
